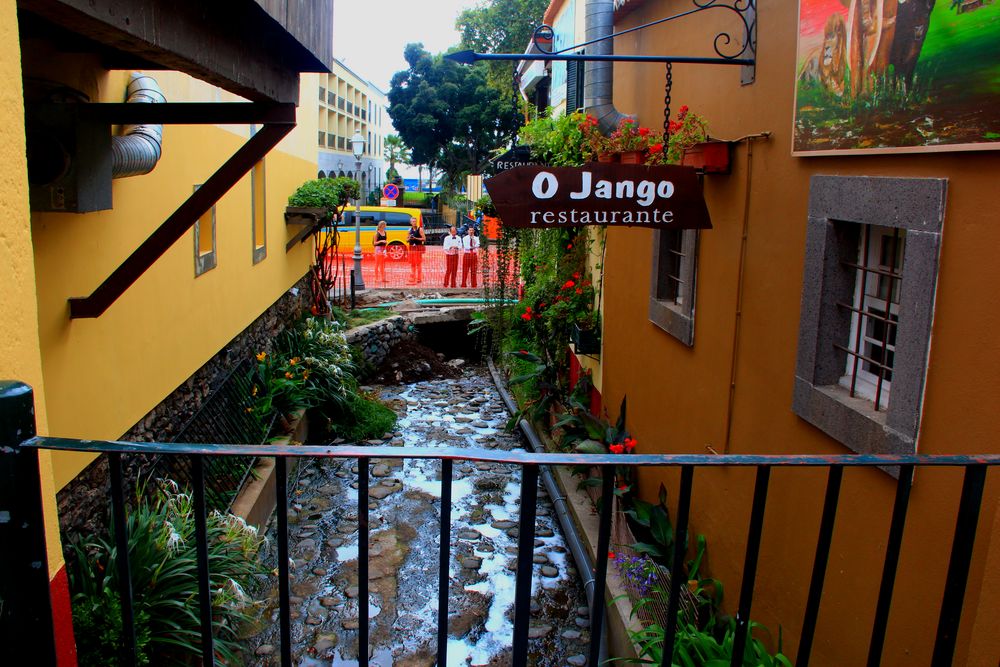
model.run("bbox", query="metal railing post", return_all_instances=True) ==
[0,381,57,665]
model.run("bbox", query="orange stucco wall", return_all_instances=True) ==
[600,2,999,665]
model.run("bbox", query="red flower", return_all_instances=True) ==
[618,483,629,492]
[521,313,532,321]
[583,280,592,287]
[649,143,664,154]
[567,243,573,249]
[609,443,625,454]
[638,127,650,137]
[624,437,637,453]
[563,280,576,289]
[678,105,689,119]
[519,349,528,355]
[575,288,583,295]
[573,272,580,279]
[608,551,616,559]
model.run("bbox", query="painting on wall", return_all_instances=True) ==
[793,0,1000,155]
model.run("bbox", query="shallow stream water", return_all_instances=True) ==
[248,366,592,666]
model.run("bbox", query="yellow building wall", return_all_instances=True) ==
[0,0,63,577]
[600,2,1000,665]
[20,62,318,490]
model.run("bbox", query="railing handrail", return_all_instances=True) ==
[23,436,1000,467]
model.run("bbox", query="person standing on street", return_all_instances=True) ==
[407,216,426,284]
[373,220,388,284]
[461,226,480,288]
[443,225,462,288]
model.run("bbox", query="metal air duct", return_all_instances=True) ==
[111,74,165,179]
[584,0,633,133]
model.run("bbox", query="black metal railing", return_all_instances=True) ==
[151,359,271,512]
[1,382,997,667]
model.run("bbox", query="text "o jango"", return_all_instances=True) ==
[531,170,675,207]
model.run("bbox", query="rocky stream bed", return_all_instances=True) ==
[247,366,593,666]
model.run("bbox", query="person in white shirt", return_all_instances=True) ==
[442,226,462,288]
[461,226,480,288]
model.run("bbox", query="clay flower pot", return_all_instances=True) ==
[619,150,646,165]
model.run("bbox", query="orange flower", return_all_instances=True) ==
[285,371,294,380]
[256,352,267,362]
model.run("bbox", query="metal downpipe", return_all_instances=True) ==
[584,0,632,133]
[112,73,165,179]
[487,359,610,664]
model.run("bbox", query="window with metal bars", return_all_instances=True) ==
[836,225,904,411]
[649,228,698,345]
[793,175,945,458]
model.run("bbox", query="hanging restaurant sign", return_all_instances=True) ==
[488,145,539,176]
[484,163,712,230]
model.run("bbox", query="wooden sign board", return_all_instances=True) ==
[489,145,540,176]
[484,163,712,230]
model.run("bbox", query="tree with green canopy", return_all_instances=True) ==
[388,43,520,186]
[456,0,551,92]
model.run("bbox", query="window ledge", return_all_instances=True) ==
[649,297,694,346]
[792,376,914,456]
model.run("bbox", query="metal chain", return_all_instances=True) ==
[663,62,673,141]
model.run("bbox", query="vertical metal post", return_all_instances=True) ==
[512,464,539,665]
[352,156,366,291]
[731,466,771,667]
[190,455,215,665]
[275,457,292,667]
[867,464,914,667]
[588,469,616,667]
[932,465,988,665]
[0,382,57,666]
[437,459,454,664]
[350,269,357,310]
[108,453,138,667]
[358,456,370,666]
[662,466,695,666]
[797,466,844,667]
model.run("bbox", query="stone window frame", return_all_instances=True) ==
[793,175,946,455]
[193,184,217,276]
[251,159,267,265]
[649,228,699,346]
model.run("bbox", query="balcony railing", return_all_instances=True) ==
[1,382,996,667]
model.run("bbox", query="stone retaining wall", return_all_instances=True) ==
[346,315,414,372]
[56,273,313,538]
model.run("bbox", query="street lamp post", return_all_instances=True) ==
[350,132,366,291]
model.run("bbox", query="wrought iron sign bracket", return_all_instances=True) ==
[446,0,757,84]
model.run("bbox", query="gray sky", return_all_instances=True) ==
[332,0,478,92]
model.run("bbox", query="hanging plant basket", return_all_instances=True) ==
[571,323,601,355]
[681,141,731,174]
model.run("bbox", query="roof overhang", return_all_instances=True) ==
[17,0,332,103]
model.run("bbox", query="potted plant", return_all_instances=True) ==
[646,106,712,168]
[609,118,654,164]
[571,321,601,355]
[285,176,360,226]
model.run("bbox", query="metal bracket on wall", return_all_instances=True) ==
[66,103,296,319]
[447,0,756,84]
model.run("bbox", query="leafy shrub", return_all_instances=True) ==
[67,481,264,666]
[287,177,360,213]
[326,392,398,441]
[254,317,359,425]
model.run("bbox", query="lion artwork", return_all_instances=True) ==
[798,12,849,96]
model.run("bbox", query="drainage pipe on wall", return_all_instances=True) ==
[111,73,165,179]
[487,358,610,664]
[584,0,633,134]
